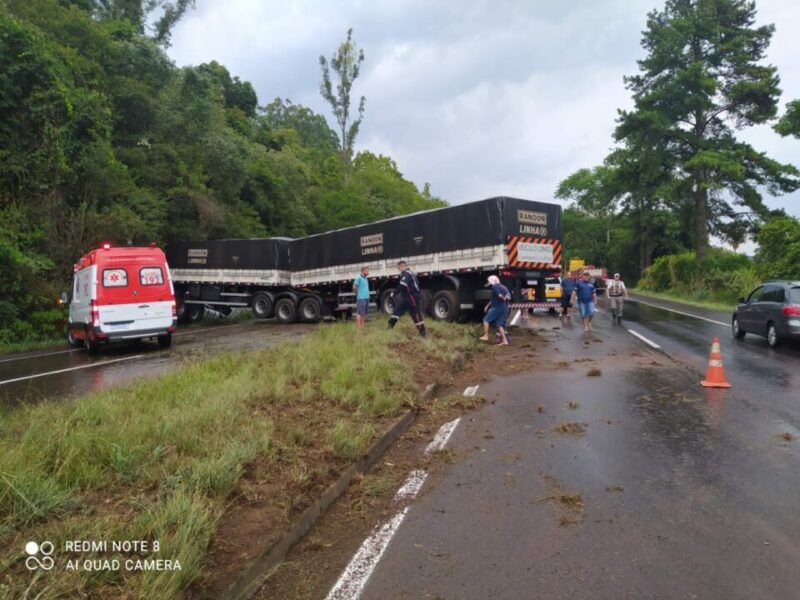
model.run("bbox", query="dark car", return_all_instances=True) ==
[732,280,800,348]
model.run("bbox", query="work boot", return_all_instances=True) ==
[418,324,426,337]
[617,316,622,324]
[388,317,397,329]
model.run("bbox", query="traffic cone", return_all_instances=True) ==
[701,337,731,388]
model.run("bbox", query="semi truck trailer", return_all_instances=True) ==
[165,196,563,324]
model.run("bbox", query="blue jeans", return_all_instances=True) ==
[578,301,595,319]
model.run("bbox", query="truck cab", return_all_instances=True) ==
[67,244,177,353]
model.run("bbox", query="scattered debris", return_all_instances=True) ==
[780,432,794,442]
[537,405,545,413]
[551,422,587,435]
[568,401,579,410]
[587,368,602,377]
[605,485,624,493]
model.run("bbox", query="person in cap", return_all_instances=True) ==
[481,275,510,345]
[571,271,597,332]
[606,272,628,324]
[387,260,426,337]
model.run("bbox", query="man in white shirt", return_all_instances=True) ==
[606,272,628,324]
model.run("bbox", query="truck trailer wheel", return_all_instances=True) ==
[275,298,298,324]
[432,290,460,322]
[67,323,83,348]
[299,296,323,322]
[381,292,396,315]
[179,303,205,324]
[420,289,433,316]
[251,292,274,319]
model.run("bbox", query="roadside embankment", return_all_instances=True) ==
[0,320,480,598]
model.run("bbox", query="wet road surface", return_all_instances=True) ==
[336,300,800,599]
[0,321,313,405]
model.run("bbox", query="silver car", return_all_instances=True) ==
[732,280,800,348]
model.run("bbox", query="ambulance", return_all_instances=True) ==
[66,244,177,353]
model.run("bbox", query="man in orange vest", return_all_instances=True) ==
[606,272,628,324]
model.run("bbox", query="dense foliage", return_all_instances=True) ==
[0,2,444,346]
[558,0,798,295]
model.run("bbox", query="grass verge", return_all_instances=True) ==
[629,288,735,313]
[0,319,479,598]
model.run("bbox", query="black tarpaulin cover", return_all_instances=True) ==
[165,197,562,272]
[165,238,292,270]
[289,197,562,271]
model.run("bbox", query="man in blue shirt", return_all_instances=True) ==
[570,271,597,332]
[481,275,510,345]
[560,272,577,319]
[352,266,370,329]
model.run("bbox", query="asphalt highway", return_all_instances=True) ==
[332,297,800,600]
[0,320,311,405]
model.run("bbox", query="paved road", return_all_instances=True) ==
[336,299,800,600]
[0,321,312,405]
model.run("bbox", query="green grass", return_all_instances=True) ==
[0,319,480,598]
[0,337,64,355]
[630,287,736,313]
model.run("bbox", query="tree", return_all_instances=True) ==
[775,99,800,138]
[616,0,799,264]
[556,166,619,245]
[319,28,365,180]
[756,216,800,279]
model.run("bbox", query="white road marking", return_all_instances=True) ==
[326,508,409,600]
[509,309,522,327]
[627,297,728,327]
[463,385,480,397]
[0,348,79,364]
[0,355,145,386]
[393,470,428,503]
[626,329,661,350]
[425,418,461,454]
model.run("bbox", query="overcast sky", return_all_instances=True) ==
[167,0,800,220]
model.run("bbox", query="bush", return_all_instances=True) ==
[638,248,757,304]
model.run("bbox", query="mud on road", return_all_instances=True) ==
[257,310,800,600]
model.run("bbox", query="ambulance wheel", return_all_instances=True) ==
[85,328,100,355]
[67,324,83,348]
[158,333,172,349]
[275,298,298,324]
[420,289,434,316]
[432,290,460,322]
[299,297,323,323]
[381,292,396,315]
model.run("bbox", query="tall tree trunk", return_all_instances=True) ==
[694,170,708,264]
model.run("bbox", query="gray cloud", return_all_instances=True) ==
[168,0,800,217]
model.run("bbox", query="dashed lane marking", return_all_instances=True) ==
[393,470,428,503]
[325,508,409,600]
[425,418,461,454]
[627,297,728,327]
[0,355,146,386]
[625,329,661,350]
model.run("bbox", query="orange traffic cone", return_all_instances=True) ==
[701,337,731,388]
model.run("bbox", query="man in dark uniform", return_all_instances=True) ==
[387,260,426,337]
